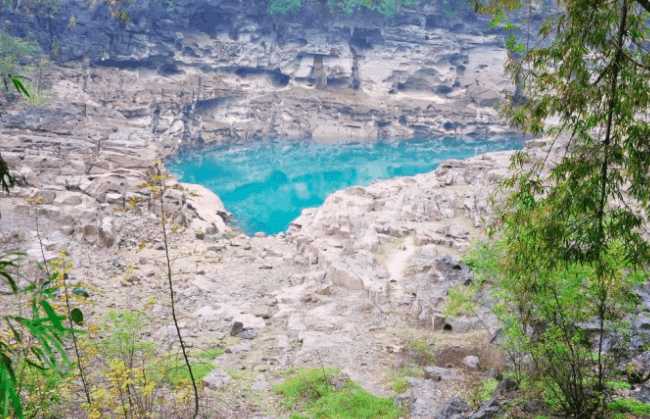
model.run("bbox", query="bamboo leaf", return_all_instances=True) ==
[70,308,84,325]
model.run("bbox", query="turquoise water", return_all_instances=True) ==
[167,137,524,235]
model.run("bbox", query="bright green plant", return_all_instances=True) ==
[274,368,402,418]
[444,284,478,317]
[444,241,502,326]
[162,348,222,387]
[0,255,80,418]
[608,398,650,417]
[0,32,37,193]
[464,241,502,286]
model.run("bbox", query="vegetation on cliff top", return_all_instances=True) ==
[268,0,418,16]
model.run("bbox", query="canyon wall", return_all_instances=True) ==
[3,0,524,146]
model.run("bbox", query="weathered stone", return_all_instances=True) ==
[462,355,480,370]
[202,369,231,390]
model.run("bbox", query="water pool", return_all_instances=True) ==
[167,137,524,235]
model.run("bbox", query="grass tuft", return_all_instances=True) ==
[163,349,224,386]
[274,368,402,419]
[608,398,650,417]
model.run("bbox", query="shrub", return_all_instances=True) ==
[82,309,217,418]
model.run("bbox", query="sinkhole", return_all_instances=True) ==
[166,137,524,235]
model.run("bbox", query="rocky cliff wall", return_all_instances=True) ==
[2,0,528,145]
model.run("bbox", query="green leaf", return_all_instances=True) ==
[70,308,84,325]
[39,300,64,331]
[0,352,22,418]
[10,76,30,98]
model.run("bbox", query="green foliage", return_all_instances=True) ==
[0,255,75,418]
[18,360,69,418]
[162,348,222,387]
[468,377,498,409]
[269,0,302,14]
[96,309,155,360]
[85,308,207,418]
[464,241,502,286]
[444,284,478,317]
[22,59,51,108]
[274,368,402,418]
[477,0,650,417]
[445,241,503,317]
[390,376,409,393]
[607,380,632,391]
[608,398,650,417]
[388,365,423,394]
[269,0,417,16]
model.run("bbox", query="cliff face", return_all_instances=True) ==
[3,0,517,144]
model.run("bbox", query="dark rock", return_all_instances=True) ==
[627,351,650,384]
[435,256,473,284]
[434,396,470,419]
[434,84,454,95]
[496,377,518,393]
[230,321,244,336]
[469,397,501,419]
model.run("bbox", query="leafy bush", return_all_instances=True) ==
[274,368,402,418]
[390,376,409,394]
[82,309,214,418]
